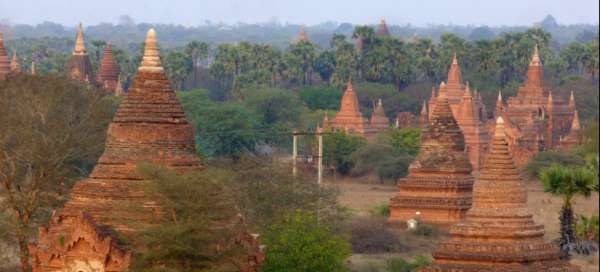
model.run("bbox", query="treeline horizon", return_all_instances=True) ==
[0,14,598,49]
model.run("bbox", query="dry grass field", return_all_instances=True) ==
[327,176,600,272]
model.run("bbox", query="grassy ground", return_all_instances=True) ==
[327,176,600,272]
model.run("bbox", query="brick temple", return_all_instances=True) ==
[427,54,489,171]
[324,80,377,140]
[66,23,94,84]
[370,98,390,131]
[376,18,390,37]
[0,32,10,80]
[10,50,20,73]
[96,44,122,94]
[494,45,579,165]
[29,29,264,272]
[389,86,474,226]
[423,117,580,272]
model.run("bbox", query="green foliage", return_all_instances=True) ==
[540,164,597,253]
[299,86,343,110]
[369,203,391,217]
[323,131,366,175]
[351,143,413,182]
[262,211,351,272]
[131,164,246,272]
[388,128,421,155]
[386,255,432,272]
[226,158,344,230]
[163,49,193,90]
[178,89,264,158]
[576,214,599,242]
[413,224,438,237]
[524,151,586,179]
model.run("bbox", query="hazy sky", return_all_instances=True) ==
[1,0,598,27]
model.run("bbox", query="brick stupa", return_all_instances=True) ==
[370,98,390,131]
[66,23,94,83]
[97,44,121,94]
[423,117,579,272]
[325,80,377,139]
[560,109,582,149]
[389,86,474,226]
[427,55,489,170]
[30,29,264,272]
[0,32,11,80]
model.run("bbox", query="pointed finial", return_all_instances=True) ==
[495,116,505,137]
[73,23,86,55]
[497,91,502,101]
[530,44,541,66]
[572,110,581,130]
[439,81,447,97]
[377,98,382,107]
[452,52,458,65]
[464,82,472,97]
[421,100,428,114]
[30,61,36,75]
[138,28,164,72]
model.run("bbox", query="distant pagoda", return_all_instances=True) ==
[376,18,390,36]
[389,85,474,226]
[96,44,121,94]
[423,117,579,272]
[560,109,583,148]
[324,80,377,139]
[10,50,20,73]
[0,32,11,80]
[370,98,390,131]
[297,26,309,42]
[65,23,94,84]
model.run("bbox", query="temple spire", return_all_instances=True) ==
[376,18,390,36]
[530,44,541,66]
[297,26,309,42]
[568,90,576,111]
[420,100,428,115]
[571,110,581,131]
[138,28,163,72]
[0,31,10,80]
[10,50,20,73]
[447,53,462,87]
[73,23,87,55]
[30,61,36,75]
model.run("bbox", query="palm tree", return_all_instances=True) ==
[540,164,596,254]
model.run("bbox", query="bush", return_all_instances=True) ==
[348,217,407,254]
[386,255,432,272]
[388,128,421,155]
[576,214,599,242]
[351,143,414,182]
[369,203,391,217]
[413,224,438,237]
[262,211,351,272]
[324,131,366,175]
[524,151,585,179]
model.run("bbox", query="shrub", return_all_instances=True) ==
[351,143,414,182]
[262,211,351,272]
[386,255,432,272]
[369,203,391,217]
[524,151,585,179]
[324,131,366,175]
[576,214,599,242]
[413,224,438,237]
[388,128,421,155]
[348,217,407,254]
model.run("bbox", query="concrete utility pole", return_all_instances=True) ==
[292,130,298,177]
[317,126,323,186]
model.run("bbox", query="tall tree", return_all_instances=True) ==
[0,75,114,272]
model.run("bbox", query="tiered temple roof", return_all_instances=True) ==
[499,45,576,165]
[423,117,579,272]
[0,32,11,80]
[325,80,377,139]
[96,44,121,94]
[389,87,474,226]
[30,29,263,272]
[370,98,390,131]
[66,23,94,83]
